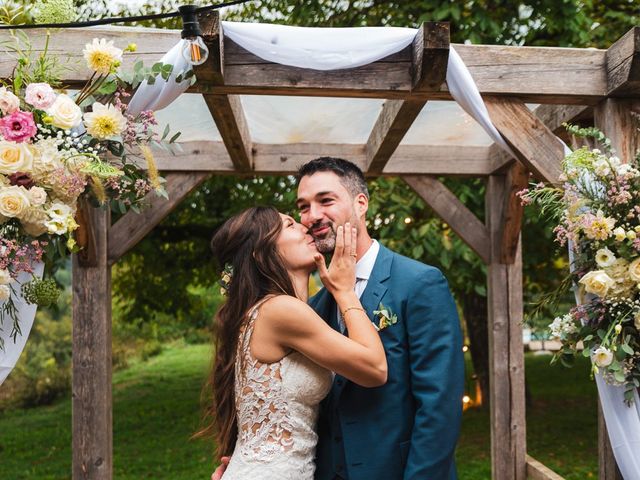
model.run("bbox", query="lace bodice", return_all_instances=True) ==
[223,297,333,480]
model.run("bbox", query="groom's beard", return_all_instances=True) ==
[309,221,336,254]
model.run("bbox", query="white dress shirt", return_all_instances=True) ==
[336,239,380,332]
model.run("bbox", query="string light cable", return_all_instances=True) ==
[0,0,253,30]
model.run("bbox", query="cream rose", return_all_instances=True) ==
[593,347,614,368]
[628,258,640,283]
[579,270,615,298]
[0,186,30,218]
[0,141,34,174]
[0,284,10,302]
[0,86,20,115]
[47,94,82,130]
[27,186,47,206]
[613,227,626,242]
[0,269,10,284]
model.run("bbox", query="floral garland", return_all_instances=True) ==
[519,125,640,404]
[0,31,183,348]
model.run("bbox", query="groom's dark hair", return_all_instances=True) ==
[297,157,369,199]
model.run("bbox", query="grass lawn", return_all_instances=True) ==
[0,344,598,479]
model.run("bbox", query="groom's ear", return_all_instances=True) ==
[355,193,368,219]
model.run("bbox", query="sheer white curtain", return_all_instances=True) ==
[0,263,44,385]
[128,22,639,478]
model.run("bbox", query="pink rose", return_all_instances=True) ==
[0,111,37,143]
[0,86,20,115]
[25,83,56,110]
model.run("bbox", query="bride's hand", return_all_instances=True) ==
[314,223,357,295]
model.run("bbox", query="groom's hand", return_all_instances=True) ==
[211,456,230,480]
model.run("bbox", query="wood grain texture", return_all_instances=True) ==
[72,207,112,480]
[107,172,210,265]
[499,161,529,264]
[594,98,640,164]
[404,175,490,263]
[526,455,566,480]
[412,22,450,91]
[607,27,640,95]
[195,12,253,172]
[485,97,564,184]
[486,175,526,480]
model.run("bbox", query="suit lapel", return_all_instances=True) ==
[332,244,394,400]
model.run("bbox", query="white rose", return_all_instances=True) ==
[0,141,34,174]
[0,185,30,218]
[46,94,82,130]
[0,269,10,284]
[595,248,616,268]
[593,347,614,368]
[0,284,10,302]
[28,186,47,206]
[579,270,615,298]
[627,230,637,240]
[0,86,20,115]
[613,227,626,242]
[628,258,640,283]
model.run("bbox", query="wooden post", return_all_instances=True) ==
[592,98,638,480]
[72,206,112,480]
[486,174,526,480]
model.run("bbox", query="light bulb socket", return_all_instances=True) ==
[179,5,202,39]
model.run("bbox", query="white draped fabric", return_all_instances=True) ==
[0,262,44,385]
[125,22,638,477]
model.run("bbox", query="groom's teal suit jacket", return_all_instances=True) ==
[310,244,464,480]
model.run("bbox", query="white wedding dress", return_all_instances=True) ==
[223,298,333,479]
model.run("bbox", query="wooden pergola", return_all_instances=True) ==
[6,11,639,480]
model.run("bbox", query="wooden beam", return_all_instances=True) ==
[72,207,112,480]
[485,97,564,184]
[365,23,449,175]
[107,172,210,265]
[488,104,591,175]
[365,100,426,174]
[412,22,450,91]
[525,456,566,480]
[607,27,640,96]
[486,174,526,480]
[195,12,253,172]
[594,98,640,163]
[0,26,608,103]
[149,141,500,176]
[499,162,529,264]
[404,176,490,264]
[593,97,635,480]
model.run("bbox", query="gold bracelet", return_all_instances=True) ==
[341,306,365,318]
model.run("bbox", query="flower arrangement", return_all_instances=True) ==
[0,31,183,348]
[519,125,640,404]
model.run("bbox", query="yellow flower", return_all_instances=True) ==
[583,210,615,241]
[140,144,160,189]
[83,102,127,139]
[83,38,123,75]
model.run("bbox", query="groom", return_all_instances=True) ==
[298,157,464,480]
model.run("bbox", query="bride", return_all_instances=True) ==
[201,206,387,479]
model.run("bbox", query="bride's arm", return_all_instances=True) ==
[260,295,387,388]
[260,224,387,387]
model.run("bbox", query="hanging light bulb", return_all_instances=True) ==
[179,5,209,66]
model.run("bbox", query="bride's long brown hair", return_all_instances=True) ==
[197,206,297,457]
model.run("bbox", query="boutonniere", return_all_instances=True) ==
[372,303,398,331]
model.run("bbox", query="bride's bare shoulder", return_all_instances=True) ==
[260,295,318,330]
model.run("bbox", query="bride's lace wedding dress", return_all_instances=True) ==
[223,298,333,479]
